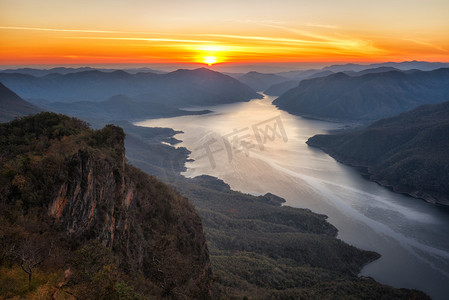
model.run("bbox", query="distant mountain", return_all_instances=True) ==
[0,68,262,106]
[264,80,299,96]
[236,71,287,91]
[270,61,449,88]
[0,82,40,122]
[307,101,449,205]
[42,94,211,120]
[0,66,164,77]
[275,69,324,80]
[273,68,449,121]
[323,61,449,73]
[0,67,103,77]
[343,67,400,76]
[265,70,334,96]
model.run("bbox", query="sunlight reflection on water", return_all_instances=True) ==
[136,95,449,300]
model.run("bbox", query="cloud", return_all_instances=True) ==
[0,26,137,34]
[403,39,447,52]
[304,22,338,29]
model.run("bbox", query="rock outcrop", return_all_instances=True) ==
[0,112,212,299]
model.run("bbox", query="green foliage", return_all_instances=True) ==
[172,176,429,299]
[0,113,126,210]
[307,100,449,204]
[0,265,59,298]
[0,113,211,299]
[70,254,142,300]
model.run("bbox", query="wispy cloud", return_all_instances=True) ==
[304,22,338,29]
[0,25,387,60]
[403,38,447,52]
[65,36,214,44]
[0,26,138,34]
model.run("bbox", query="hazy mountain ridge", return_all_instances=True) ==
[235,71,288,91]
[307,101,449,205]
[0,66,165,76]
[265,68,402,96]
[265,61,448,96]
[323,60,449,72]
[0,68,262,105]
[0,82,40,122]
[264,70,334,96]
[273,68,449,121]
[39,94,211,121]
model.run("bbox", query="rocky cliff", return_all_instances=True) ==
[0,112,212,299]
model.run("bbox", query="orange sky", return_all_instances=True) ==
[1,0,448,68]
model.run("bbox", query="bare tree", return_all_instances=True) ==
[13,235,53,287]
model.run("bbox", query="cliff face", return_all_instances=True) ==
[0,113,212,299]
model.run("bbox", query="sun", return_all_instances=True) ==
[203,56,218,66]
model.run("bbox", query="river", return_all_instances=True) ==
[136,95,449,299]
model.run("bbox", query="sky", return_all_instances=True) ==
[1,0,448,70]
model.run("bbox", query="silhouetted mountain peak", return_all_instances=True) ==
[0,67,262,104]
[0,82,40,122]
[329,72,350,79]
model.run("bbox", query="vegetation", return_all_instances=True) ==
[109,113,430,299]
[307,100,449,205]
[170,176,429,299]
[0,113,212,299]
[0,112,431,299]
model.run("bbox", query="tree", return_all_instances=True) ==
[12,234,53,287]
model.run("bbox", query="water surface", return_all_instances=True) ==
[136,95,449,299]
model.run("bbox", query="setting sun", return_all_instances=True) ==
[203,56,218,66]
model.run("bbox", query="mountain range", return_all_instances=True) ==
[234,71,288,92]
[0,66,165,76]
[39,94,211,121]
[322,60,449,73]
[264,67,402,96]
[0,68,261,106]
[273,68,449,121]
[0,62,437,298]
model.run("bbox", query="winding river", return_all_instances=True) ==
[136,95,449,299]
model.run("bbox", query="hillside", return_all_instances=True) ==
[167,176,428,299]
[307,101,449,205]
[41,94,211,121]
[0,68,262,106]
[264,80,298,96]
[236,71,287,92]
[0,82,40,122]
[0,113,212,299]
[265,70,334,96]
[273,68,449,121]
